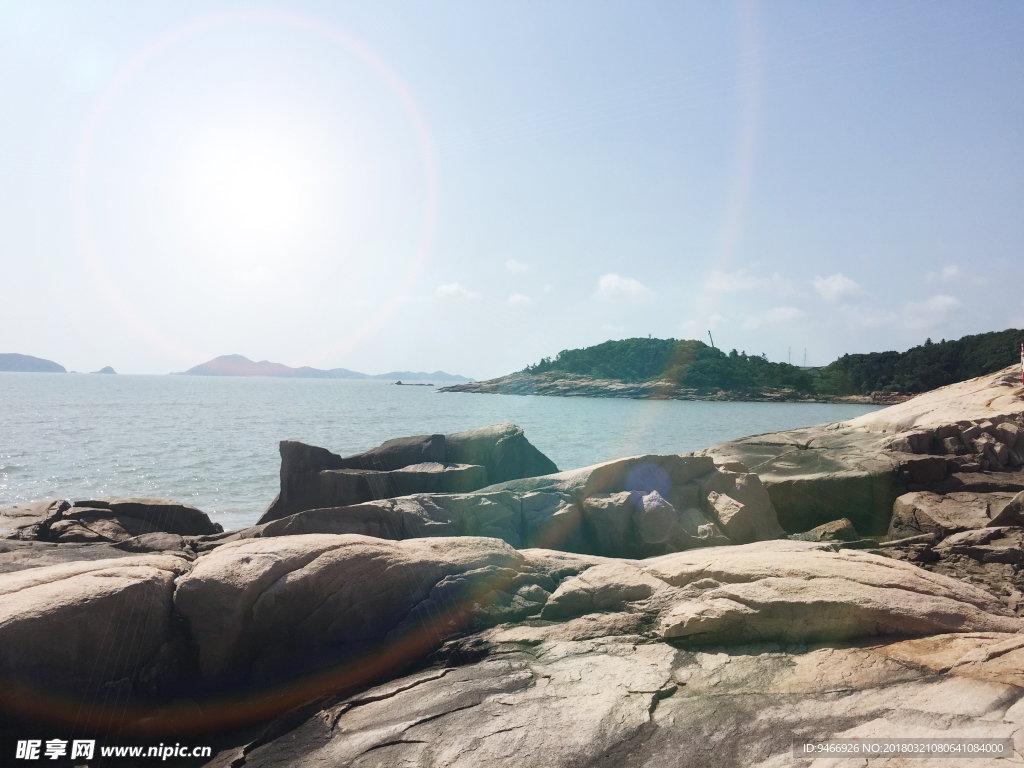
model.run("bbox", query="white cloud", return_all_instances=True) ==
[594,273,654,303]
[926,264,960,283]
[507,293,531,305]
[813,272,863,302]
[707,269,800,297]
[505,259,534,275]
[900,294,962,331]
[741,306,805,330]
[436,282,477,299]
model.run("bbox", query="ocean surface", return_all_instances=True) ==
[0,373,883,531]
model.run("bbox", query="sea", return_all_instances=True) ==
[0,373,883,531]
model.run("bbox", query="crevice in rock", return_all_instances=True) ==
[646,683,678,720]
[325,668,452,729]
[358,738,428,755]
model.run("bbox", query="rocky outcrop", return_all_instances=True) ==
[259,423,558,524]
[0,554,192,695]
[8,378,1024,761]
[888,491,1022,540]
[214,630,1024,768]
[174,536,1016,687]
[0,499,68,540]
[439,370,843,402]
[878,489,1024,618]
[167,535,1022,767]
[0,497,222,542]
[698,365,1024,536]
[198,455,782,558]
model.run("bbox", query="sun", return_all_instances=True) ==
[180,130,307,244]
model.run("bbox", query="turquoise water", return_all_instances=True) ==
[0,373,882,530]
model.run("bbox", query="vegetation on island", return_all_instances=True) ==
[813,328,1023,396]
[522,328,1023,397]
[523,338,816,394]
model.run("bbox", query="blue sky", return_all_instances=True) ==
[1,1,1022,377]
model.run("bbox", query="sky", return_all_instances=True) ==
[1,1,1022,378]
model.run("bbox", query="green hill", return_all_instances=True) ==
[521,328,1023,398]
[524,338,815,394]
[813,328,1023,396]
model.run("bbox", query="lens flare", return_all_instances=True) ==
[73,9,439,368]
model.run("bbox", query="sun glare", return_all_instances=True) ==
[182,133,305,243]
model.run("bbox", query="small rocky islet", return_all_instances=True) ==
[3,368,1024,766]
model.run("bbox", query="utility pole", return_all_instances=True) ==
[788,347,791,365]
[708,331,715,349]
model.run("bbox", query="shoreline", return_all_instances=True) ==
[438,370,913,405]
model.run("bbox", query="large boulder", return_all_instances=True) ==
[259,424,557,524]
[200,454,782,557]
[846,365,1024,433]
[443,423,559,484]
[0,554,191,695]
[173,534,548,683]
[490,454,782,550]
[696,426,903,536]
[182,536,1023,767]
[174,535,1018,691]
[888,491,1020,540]
[698,365,1024,536]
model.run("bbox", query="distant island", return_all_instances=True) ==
[91,366,116,374]
[175,354,472,382]
[440,329,1023,402]
[0,353,66,373]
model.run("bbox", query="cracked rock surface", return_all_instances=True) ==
[213,630,1024,768]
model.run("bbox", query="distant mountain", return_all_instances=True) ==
[0,353,66,373]
[176,355,471,382]
[91,366,117,374]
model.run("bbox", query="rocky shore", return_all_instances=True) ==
[3,366,1024,766]
[438,369,912,404]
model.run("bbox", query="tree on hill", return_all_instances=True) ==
[523,337,815,393]
[813,328,1023,396]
